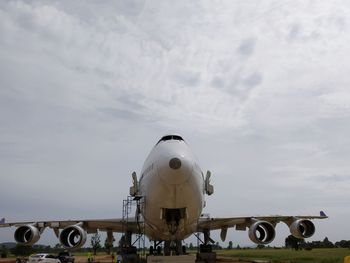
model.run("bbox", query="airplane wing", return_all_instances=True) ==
[196,211,328,242]
[0,218,139,233]
[197,212,327,231]
[0,217,142,248]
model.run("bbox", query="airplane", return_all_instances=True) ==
[0,134,327,256]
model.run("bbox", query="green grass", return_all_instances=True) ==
[3,248,350,263]
[217,248,350,263]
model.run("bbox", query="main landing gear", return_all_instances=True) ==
[149,240,186,256]
[195,230,216,263]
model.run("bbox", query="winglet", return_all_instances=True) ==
[0,218,5,224]
[320,211,327,217]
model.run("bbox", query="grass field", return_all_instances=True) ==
[216,248,350,263]
[1,248,349,263]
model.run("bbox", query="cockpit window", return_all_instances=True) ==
[157,135,184,144]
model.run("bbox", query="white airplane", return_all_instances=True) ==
[0,134,327,255]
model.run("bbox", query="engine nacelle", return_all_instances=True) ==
[59,224,87,249]
[290,219,315,239]
[248,221,276,245]
[14,225,40,245]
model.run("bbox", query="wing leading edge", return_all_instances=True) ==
[0,218,138,232]
[197,211,328,231]
[0,218,140,248]
[197,211,328,243]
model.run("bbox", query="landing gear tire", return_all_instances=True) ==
[199,244,213,253]
[164,241,171,256]
[164,240,184,255]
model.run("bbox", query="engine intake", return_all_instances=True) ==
[59,224,87,249]
[248,221,275,245]
[14,225,40,245]
[290,219,315,239]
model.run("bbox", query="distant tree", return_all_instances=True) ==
[227,241,233,250]
[322,237,334,248]
[189,243,194,250]
[213,242,222,250]
[10,244,33,256]
[285,235,304,250]
[335,240,350,248]
[0,245,8,258]
[303,244,313,251]
[91,233,101,255]
[257,245,265,249]
[33,244,51,251]
[54,243,62,249]
[236,245,241,250]
[104,237,114,255]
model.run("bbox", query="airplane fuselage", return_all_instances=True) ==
[138,137,205,241]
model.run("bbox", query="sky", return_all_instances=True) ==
[1,0,350,248]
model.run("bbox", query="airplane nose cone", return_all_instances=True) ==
[169,158,181,170]
[158,156,191,185]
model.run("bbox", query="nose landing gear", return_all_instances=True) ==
[149,241,163,256]
[149,240,186,256]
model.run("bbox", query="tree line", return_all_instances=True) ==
[285,235,350,250]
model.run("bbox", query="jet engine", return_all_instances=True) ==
[14,225,40,245]
[59,224,87,249]
[290,219,315,239]
[248,221,276,244]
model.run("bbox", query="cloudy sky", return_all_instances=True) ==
[1,0,350,247]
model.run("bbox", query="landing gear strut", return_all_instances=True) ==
[195,229,216,263]
[119,231,139,263]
